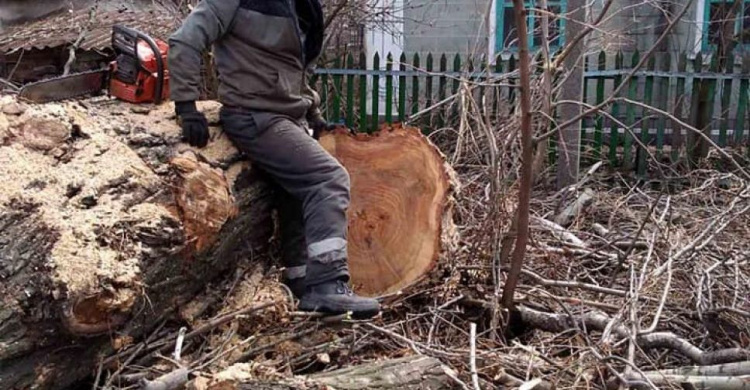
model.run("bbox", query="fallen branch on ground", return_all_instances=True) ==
[518,306,750,364]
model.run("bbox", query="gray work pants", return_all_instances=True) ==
[220,108,350,285]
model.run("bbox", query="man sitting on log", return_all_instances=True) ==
[167,0,380,319]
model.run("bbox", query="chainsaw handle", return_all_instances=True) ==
[112,25,165,105]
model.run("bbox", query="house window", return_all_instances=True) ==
[495,0,567,52]
[703,0,750,49]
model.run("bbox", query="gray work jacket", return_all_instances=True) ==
[168,0,325,130]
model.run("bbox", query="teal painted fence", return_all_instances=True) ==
[311,51,750,174]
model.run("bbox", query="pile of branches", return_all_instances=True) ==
[95,165,749,389]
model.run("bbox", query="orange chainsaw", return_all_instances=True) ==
[18,25,169,104]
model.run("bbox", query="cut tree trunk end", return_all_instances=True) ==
[319,124,457,297]
[0,98,456,389]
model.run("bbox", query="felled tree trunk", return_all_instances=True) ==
[0,100,274,389]
[0,99,455,389]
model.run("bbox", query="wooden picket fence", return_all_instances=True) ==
[311,50,750,175]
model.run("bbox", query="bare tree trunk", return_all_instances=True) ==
[500,0,533,309]
[556,0,586,189]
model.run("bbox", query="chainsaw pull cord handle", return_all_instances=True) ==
[113,25,165,105]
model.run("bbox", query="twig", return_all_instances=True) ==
[140,367,189,390]
[470,323,480,390]
[173,327,187,361]
[624,373,750,390]
[639,361,750,377]
[530,216,587,247]
[233,327,318,364]
[91,357,104,390]
[63,7,97,76]
[606,191,663,288]
[518,306,750,364]
[363,323,464,358]
[521,269,654,300]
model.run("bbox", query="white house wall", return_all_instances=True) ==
[365,0,404,116]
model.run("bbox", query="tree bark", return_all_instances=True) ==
[556,0,586,189]
[0,101,274,389]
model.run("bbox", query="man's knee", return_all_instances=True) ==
[324,162,350,208]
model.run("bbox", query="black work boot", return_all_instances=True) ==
[282,277,306,300]
[298,278,380,319]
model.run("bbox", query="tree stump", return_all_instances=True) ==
[0,99,455,389]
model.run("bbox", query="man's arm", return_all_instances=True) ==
[168,0,239,105]
[168,0,239,147]
[303,66,336,138]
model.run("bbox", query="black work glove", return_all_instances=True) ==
[176,101,209,148]
[309,116,336,139]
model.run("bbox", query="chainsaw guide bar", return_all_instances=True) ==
[17,69,110,104]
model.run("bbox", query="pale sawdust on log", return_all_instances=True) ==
[0,96,247,334]
[0,97,162,310]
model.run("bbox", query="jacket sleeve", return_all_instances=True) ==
[168,0,240,103]
[303,65,325,122]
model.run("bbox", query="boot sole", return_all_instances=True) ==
[298,300,380,320]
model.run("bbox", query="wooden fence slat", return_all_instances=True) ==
[346,53,355,128]
[702,56,719,157]
[425,53,434,130]
[359,52,367,132]
[688,52,704,165]
[385,53,394,124]
[637,55,656,176]
[608,51,623,166]
[736,60,749,148]
[372,52,380,133]
[452,54,461,120]
[581,54,590,152]
[593,51,606,161]
[412,53,421,116]
[320,68,329,120]
[478,55,487,117]
[437,54,447,128]
[719,55,734,148]
[656,54,670,160]
[398,53,407,122]
[493,54,503,120]
[672,53,688,163]
[624,50,640,170]
[332,57,342,123]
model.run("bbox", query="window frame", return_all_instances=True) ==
[701,0,750,51]
[494,0,568,53]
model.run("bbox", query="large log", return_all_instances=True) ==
[0,99,455,389]
[0,99,274,389]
